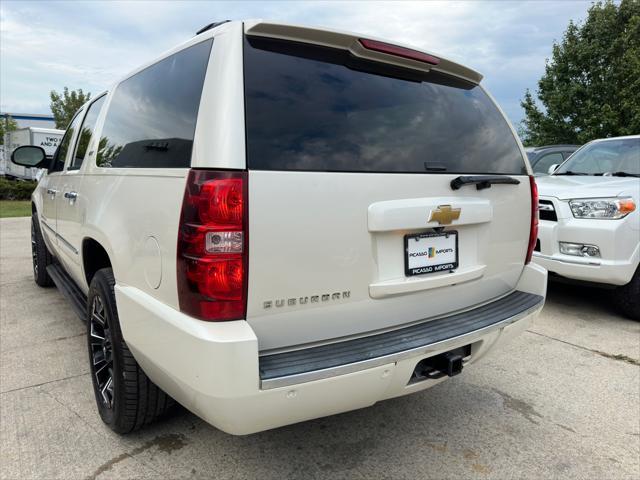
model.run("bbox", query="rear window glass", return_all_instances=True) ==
[97,39,212,168]
[244,37,526,174]
[70,95,106,170]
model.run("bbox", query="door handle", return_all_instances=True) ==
[46,188,57,195]
[64,191,78,200]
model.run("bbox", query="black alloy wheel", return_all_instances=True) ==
[31,211,53,287]
[31,218,38,278]
[89,295,115,409]
[87,268,174,433]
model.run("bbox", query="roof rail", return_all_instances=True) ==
[196,20,231,36]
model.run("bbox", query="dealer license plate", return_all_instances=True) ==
[404,231,458,276]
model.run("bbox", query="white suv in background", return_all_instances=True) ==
[11,20,546,435]
[534,136,640,319]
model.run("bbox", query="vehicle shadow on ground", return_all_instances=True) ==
[546,278,625,317]
[124,378,500,478]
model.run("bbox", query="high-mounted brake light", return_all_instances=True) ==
[358,38,440,65]
[525,175,539,265]
[177,170,248,321]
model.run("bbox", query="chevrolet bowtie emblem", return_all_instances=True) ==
[429,205,461,225]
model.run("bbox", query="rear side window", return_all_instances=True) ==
[244,37,526,175]
[52,111,83,172]
[533,152,563,174]
[70,95,106,170]
[97,39,213,168]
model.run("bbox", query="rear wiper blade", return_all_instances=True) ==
[609,171,640,178]
[450,175,520,191]
[554,171,588,176]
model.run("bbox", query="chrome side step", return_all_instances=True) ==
[47,264,87,321]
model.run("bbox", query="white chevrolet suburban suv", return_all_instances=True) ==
[11,20,546,435]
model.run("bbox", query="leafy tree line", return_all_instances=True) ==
[50,87,91,129]
[0,115,18,145]
[520,0,640,146]
[1,87,88,144]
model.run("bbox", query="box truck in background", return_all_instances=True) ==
[1,127,64,180]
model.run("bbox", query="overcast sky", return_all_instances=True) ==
[1,0,591,125]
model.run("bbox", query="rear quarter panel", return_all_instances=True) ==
[73,23,235,303]
[78,169,187,306]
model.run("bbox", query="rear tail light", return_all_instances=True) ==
[359,38,440,65]
[177,170,248,321]
[525,175,538,265]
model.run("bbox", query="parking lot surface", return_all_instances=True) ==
[1,216,639,479]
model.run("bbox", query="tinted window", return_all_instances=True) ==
[533,152,563,174]
[244,37,526,174]
[97,39,212,168]
[70,95,106,170]
[52,112,83,172]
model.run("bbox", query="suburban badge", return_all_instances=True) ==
[263,291,351,309]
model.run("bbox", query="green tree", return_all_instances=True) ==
[50,87,91,129]
[520,0,640,146]
[0,115,18,145]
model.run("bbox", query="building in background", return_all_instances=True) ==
[1,112,56,129]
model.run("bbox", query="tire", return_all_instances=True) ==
[31,211,53,287]
[87,268,174,433]
[612,268,640,321]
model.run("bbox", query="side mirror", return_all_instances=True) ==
[11,145,47,168]
[547,164,559,175]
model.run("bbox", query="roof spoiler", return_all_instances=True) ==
[244,20,483,84]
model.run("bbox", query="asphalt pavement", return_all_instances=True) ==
[1,216,639,479]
